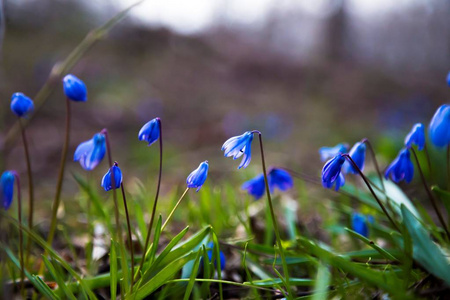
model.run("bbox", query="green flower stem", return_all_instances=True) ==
[343,154,400,232]
[134,119,163,284]
[13,172,25,297]
[103,129,129,297]
[120,182,134,291]
[39,98,71,276]
[252,131,291,297]
[18,118,34,267]
[410,148,450,239]
[161,188,190,232]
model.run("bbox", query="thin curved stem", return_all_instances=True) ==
[410,148,450,239]
[343,154,400,232]
[13,172,25,296]
[18,118,34,267]
[47,98,71,247]
[103,129,128,298]
[161,188,190,232]
[254,132,291,297]
[120,183,134,291]
[361,138,385,193]
[134,118,163,283]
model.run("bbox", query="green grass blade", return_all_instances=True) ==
[148,215,162,266]
[42,256,77,300]
[110,239,118,300]
[401,205,450,286]
[183,250,202,300]
[345,228,398,261]
[33,275,61,300]
[312,262,330,300]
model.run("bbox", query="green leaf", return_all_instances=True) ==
[148,215,162,266]
[312,262,330,300]
[134,252,197,299]
[110,239,118,300]
[247,278,314,287]
[431,186,450,224]
[401,205,450,286]
[42,256,77,300]
[33,275,62,300]
[183,250,202,300]
[345,228,398,261]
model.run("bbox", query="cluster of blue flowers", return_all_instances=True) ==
[320,104,450,191]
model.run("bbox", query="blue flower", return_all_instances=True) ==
[101,164,123,191]
[138,118,160,146]
[74,133,106,171]
[63,74,87,102]
[384,148,414,183]
[447,71,450,87]
[269,168,293,192]
[352,213,369,238]
[206,242,226,271]
[429,104,450,147]
[242,174,265,200]
[1,171,15,210]
[322,154,345,190]
[186,161,209,192]
[404,123,425,151]
[222,131,254,169]
[319,143,348,162]
[345,142,366,174]
[11,93,34,118]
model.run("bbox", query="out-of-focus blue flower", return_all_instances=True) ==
[404,123,425,151]
[138,118,160,146]
[74,133,106,171]
[11,93,34,118]
[447,71,450,87]
[63,74,87,101]
[352,213,369,238]
[222,131,254,169]
[186,161,209,192]
[242,174,265,200]
[429,104,450,147]
[385,148,414,183]
[345,142,366,174]
[1,171,15,210]
[101,164,122,191]
[269,168,293,192]
[206,241,226,271]
[319,143,348,162]
[322,155,345,190]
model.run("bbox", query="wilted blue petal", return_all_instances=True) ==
[385,148,414,183]
[74,133,106,171]
[138,118,160,146]
[404,123,425,151]
[242,174,265,200]
[319,143,348,162]
[11,93,34,118]
[1,171,15,210]
[63,74,87,102]
[429,104,450,147]
[186,161,209,192]
[101,165,122,191]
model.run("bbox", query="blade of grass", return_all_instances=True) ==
[110,239,118,300]
[42,256,77,300]
[183,250,202,300]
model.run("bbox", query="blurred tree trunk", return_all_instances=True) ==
[324,0,348,63]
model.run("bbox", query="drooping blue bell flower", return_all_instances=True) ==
[384,148,414,183]
[11,93,34,118]
[345,142,366,174]
[352,213,369,238]
[322,154,345,190]
[74,132,106,171]
[242,174,265,200]
[186,161,209,192]
[1,171,15,210]
[404,123,425,151]
[101,164,123,191]
[319,143,348,162]
[222,131,254,169]
[268,168,294,192]
[206,241,226,271]
[63,74,87,102]
[429,104,450,147]
[138,118,160,146]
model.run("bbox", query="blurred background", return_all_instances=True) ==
[0,0,449,203]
